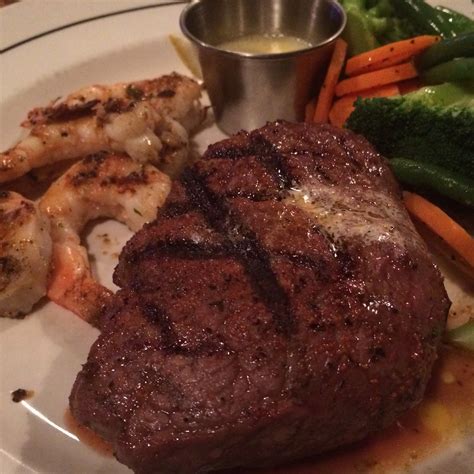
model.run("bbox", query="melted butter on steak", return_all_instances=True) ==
[288,183,423,249]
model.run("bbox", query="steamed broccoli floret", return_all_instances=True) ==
[346,83,474,179]
[340,0,416,55]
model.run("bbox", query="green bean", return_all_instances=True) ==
[435,6,474,35]
[447,320,474,352]
[389,158,474,207]
[416,33,474,71]
[392,0,458,37]
[421,58,474,85]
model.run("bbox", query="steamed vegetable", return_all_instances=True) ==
[340,0,382,55]
[328,84,399,127]
[345,35,440,76]
[335,61,417,96]
[390,159,474,207]
[314,39,348,122]
[435,6,474,35]
[391,0,460,37]
[421,57,474,85]
[403,192,474,268]
[416,32,474,71]
[346,83,474,205]
[340,0,417,56]
[340,0,474,56]
[447,320,474,352]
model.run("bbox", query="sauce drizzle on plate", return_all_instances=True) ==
[237,346,474,473]
[64,346,474,472]
[64,409,113,458]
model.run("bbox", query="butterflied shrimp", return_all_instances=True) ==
[0,191,52,318]
[1,73,204,183]
[23,75,203,130]
[39,152,171,325]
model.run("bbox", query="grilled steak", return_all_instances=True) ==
[70,121,449,473]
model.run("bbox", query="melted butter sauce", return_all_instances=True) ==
[64,409,113,458]
[251,346,474,474]
[65,347,474,472]
[218,34,312,54]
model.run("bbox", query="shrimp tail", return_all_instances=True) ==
[40,152,170,324]
[47,243,112,326]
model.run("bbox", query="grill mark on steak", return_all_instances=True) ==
[208,133,273,160]
[249,135,294,192]
[127,239,232,264]
[181,168,295,336]
[313,161,334,183]
[159,202,195,218]
[210,133,294,193]
[208,133,295,193]
[260,150,294,193]
[141,302,229,357]
[278,251,333,283]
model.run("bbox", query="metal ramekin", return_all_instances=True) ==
[180,0,346,134]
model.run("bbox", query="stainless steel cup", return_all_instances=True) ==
[180,0,346,135]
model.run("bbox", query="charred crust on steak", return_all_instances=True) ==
[159,201,195,219]
[141,302,230,357]
[180,168,295,335]
[126,239,232,264]
[70,121,450,474]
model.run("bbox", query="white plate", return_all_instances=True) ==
[0,1,472,473]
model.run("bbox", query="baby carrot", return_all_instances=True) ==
[329,84,400,127]
[345,35,440,76]
[403,191,474,268]
[313,38,348,123]
[335,62,418,97]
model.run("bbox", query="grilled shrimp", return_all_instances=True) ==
[39,152,171,325]
[1,74,203,184]
[0,191,52,318]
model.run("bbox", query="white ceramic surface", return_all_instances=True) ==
[0,1,472,473]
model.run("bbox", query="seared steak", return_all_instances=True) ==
[70,121,449,473]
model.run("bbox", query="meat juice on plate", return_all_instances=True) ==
[63,347,474,472]
[64,409,114,457]
[255,346,474,474]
